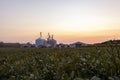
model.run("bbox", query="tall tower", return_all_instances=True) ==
[51,35,53,39]
[48,33,50,39]
[47,33,50,43]
[40,32,42,38]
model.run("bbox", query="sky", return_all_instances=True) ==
[0,0,120,44]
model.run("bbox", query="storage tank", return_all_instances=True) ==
[35,32,47,47]
[35,38,46,47]
[49,39,57,47]
[47,34,57,47]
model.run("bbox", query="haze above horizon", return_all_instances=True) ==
[0,0,120,44]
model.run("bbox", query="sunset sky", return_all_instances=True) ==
[0,0,120,44]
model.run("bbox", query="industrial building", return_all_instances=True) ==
[35,32,57,48]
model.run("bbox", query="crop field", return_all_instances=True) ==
[0,46,120,80]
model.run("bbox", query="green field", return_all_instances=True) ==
[0,46,120,80]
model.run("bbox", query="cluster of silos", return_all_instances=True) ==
[35,32,57,48]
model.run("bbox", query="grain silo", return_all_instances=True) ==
[35,32,47,47]
[49,35,57,47]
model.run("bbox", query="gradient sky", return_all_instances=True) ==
[0,0,120,44]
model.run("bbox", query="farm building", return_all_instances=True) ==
[35,32,57,48]
[57,43,69,48]
[70,42,88,48]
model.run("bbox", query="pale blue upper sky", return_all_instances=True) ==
[0,0,120,43]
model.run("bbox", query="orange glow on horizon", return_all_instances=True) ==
[0,28,120,44]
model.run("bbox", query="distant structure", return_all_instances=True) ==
[35,32,57,48]
[69,42,88,48]
[21,42,34,48]
[57,43,69,48]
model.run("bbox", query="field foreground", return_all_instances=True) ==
[0,47,120,80]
